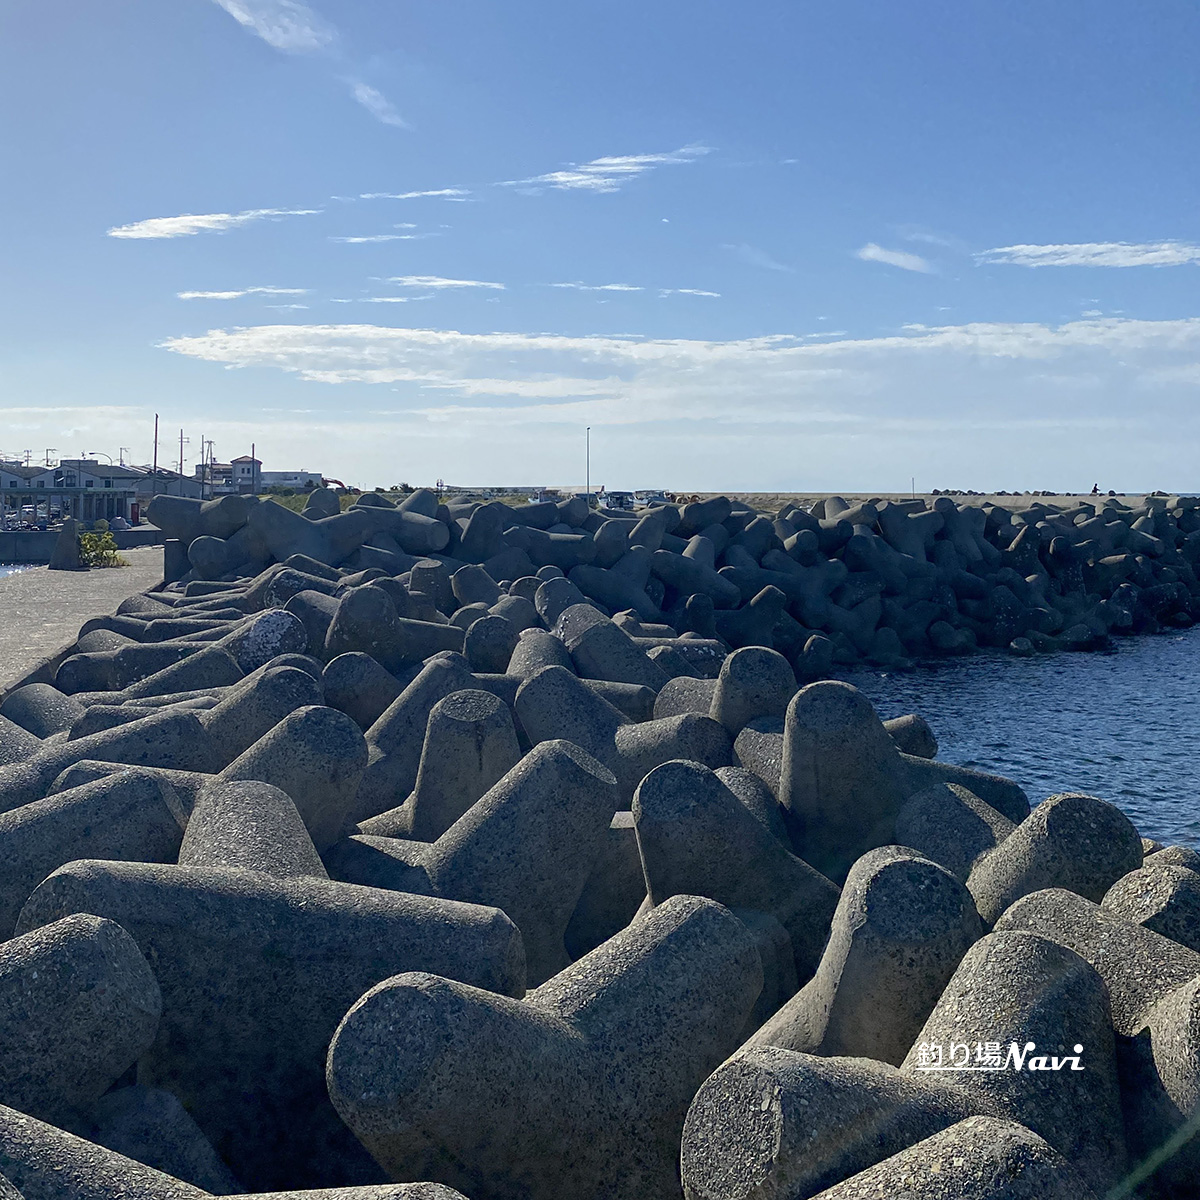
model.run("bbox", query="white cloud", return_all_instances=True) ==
[723,243,793,273]
[359,188,471,200]
[108,208,319,239]
[976,242,1200,268]
[896,226,961,250]
[354,296,434,303]
[329,233,435,243]
[551,282,643,292]
[856,243,934,273]
[500,145,710,194]
[387,275,505,290]
[265,303,310,310]
[348,81,408,129]
[211,0,335,52]
[660,288,720,298]
[177,286,309,300]
[159,318,1200,418]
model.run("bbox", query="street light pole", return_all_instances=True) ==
[586,426,590,501]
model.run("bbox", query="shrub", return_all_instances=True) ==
[80,531,127,568]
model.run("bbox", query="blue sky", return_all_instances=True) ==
[2,0,1198,491]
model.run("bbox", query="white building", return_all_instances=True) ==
[0,459,142,525]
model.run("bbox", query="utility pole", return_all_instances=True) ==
[177,431,190,495]
[202,439,215,500]
[119,447,130,467]
[251,442,257,495]
[152,414,159,497]
[586,426,590,501]
[44,449,56,467]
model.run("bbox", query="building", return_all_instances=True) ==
[124,465,204,501]
[259,469,323,489]
[193,456,324,495]
[193,455,260,495]
[0,459,141,526]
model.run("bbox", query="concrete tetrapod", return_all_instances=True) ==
[352,656,477,823]
[708,645,796,736]
[806,1116,1098,1200]
[178,779,329,879]
[16,860,525,1191]
[217,704,368,851]
[357,689,522,841]
[0,1102,211,1200]
[894,781,1016,880]
[1103,862,1200,952]
[966,792,1143,925]
[73,1083,241,1193]
[900,930,1127,1193]
[995,889,1200,1194]
[777,681,913,882]
[0,769,185,937]
[199,663,325,768]
[513,664,628,771]
[0,708,220,814]
[328,894,763,1200]
[328,739,619,985]
[0,914,162,1127]
[681,1048,979,1200]
[750,846,981,1064]
[632,760,839,979]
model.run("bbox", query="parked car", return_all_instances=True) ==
[603,491,635,511]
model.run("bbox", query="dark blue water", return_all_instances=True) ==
[842,630,1200,848]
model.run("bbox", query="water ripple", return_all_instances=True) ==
[841,630,1200,847]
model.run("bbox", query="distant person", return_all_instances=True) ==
[1091,483,1100,495]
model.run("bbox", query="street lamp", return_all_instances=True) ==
[87,451,113,464]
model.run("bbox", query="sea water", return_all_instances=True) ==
[843,628,1200,847]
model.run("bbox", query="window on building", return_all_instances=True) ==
[104,479,112,488]
[37,481,44,488]
[85,480,94,488]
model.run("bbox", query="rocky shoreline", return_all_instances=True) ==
[0,488,1197,1197]
[148,487,1200,675]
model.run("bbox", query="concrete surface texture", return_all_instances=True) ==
[3,492,1200,1198]
[0,547,163,693]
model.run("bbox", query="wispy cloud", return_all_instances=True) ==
[660,288,720,298]
[108,208,319,239]
[387,275,505,290]
[348,81,407,128]
[976,242,1200,268]
[177,286,309,300]
[157,317,1200,464]
[551,282,643,292]
[329,233,437,243]
[210,0,335,53]
[500,145,710,194]
[723,243,793,273]
[359,188,472,200]
[265,303,310,310]
[211,1,405,131]
[856,243,933,273]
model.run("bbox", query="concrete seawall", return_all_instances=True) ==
[0,526,164,565]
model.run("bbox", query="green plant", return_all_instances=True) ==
[79,530,128,568]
